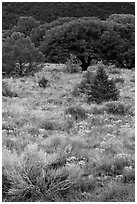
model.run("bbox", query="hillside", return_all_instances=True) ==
[2,63,135,201]
[2,2,135,29]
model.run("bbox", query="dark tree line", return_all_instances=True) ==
[2,14,135,76]
[2,2,135,29]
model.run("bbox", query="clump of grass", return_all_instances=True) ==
[105,101,132,115]
[2,81,18,97]
[101,182,135,202]
[40,120,62,131]
[2,144,83,202]
[64,106,88,121]
[38,77,49,88]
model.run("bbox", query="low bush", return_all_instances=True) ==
[105,101,132,115]
[90,105,107,115]
[122,167,135,183]
[2,144,83,202]
[64,106,88,121]
[38,77,49,88]
[65,54,81,73]
[101,182,135,202]
[2,81,18,97]
[112,153,134,175]
[40,120,62,131]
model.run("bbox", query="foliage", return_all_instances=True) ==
[64,105,88,121]
[2,144,83,202]
[107,14,135,25]
[39,15,134,70]
[2,32,44,76]
[39,18,107,70]
[104,101,132,115]
[73,63,119,104]
[122,167,135,183]
[39,120,61,131]
[2,2,135,30]
[13,16,40,37]
[2,81,18,97]
[2,64,135,202]
[38,77,49,88]
[65,54,82,73]
[102,17,135,68]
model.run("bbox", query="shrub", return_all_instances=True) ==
[64,106,88,121]
[38,77,49,88]
[2,144,83,202]
[112,153,134,175]
[122,167,135,183]
[101,182,135,202]
[73,63,119,104]
[40,120,61,131]
[105,101,132,115]
[2,81,18,97]
[65,54,81,73]
[112,77,125,84]
[130,77,135,83]
[90,104,107,115]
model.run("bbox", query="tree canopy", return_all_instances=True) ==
[3,32,44,76]
[39,16,135,70]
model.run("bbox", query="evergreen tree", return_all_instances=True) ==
[87,63,119,103]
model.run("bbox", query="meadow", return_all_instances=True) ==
[2,63,135,202]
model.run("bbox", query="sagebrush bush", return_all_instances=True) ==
[122,167,135,183]
[2,144,83,202]
[2,81,18,97]
[112,153,134,175]
[38,77,49,88]
[65,54,81,73]
[64,106,88,121]
[40,120,62,131]
[90,104,107,115]
[73,63,119,104]
[105,101,132,115]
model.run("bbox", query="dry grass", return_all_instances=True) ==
[2,63,135,202]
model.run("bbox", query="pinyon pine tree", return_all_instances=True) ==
[86,63,119,104]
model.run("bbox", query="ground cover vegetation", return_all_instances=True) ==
[2,7,135,202]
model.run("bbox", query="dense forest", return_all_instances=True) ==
[2,2,135,29]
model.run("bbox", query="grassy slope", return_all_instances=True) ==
[2,64,135,202]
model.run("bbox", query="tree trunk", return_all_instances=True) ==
[77,55,92,71]
[18,59,23,76]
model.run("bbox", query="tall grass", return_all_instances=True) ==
[2,144,83,202]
